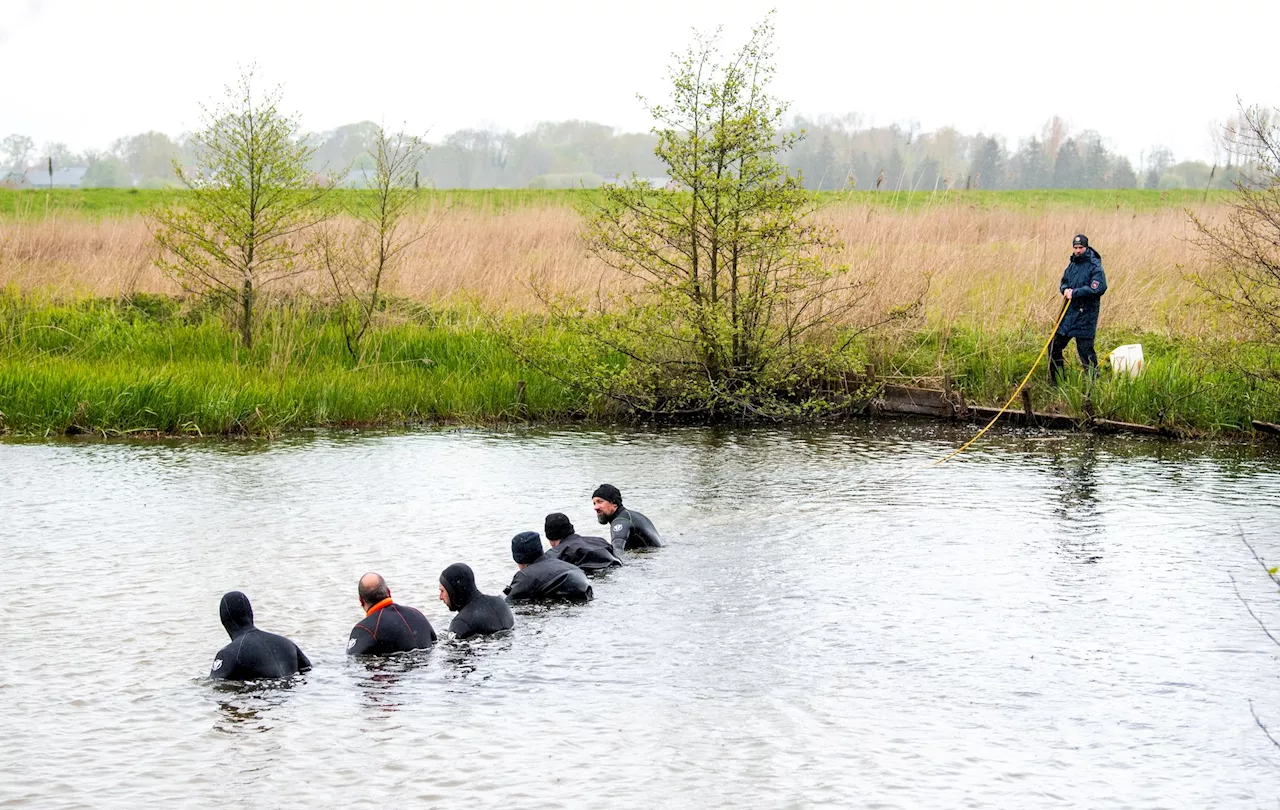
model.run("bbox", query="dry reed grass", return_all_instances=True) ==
[0,202,1221,337]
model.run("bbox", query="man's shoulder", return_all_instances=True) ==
[389,603,428,622]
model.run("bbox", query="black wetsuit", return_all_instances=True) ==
[346,599,437,656]
[441,563,515,640]
[604,506,664,550]
[547,532,622,573]
[504,554,594,603]
[209,591,311,681]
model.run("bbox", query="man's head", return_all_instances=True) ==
[439,563,478,612]
[357,572,391,612]
[544,513,574,546]
[219,591,255,639]
[1072,234,1089,256]
[511,531,544,569]
[592,484,622,523]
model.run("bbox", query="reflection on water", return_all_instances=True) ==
[1049,437,1104,564]
[2,423,1280,808]
[211,678,303,734]
[352,651,432,714]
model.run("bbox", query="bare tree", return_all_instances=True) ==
[320,127,430,364]
[1190,103,1280,388]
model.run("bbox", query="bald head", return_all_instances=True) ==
[358,572,390,608]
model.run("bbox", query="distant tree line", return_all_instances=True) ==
[0,114,1246,192]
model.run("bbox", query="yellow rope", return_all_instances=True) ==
[930,300,1071,467]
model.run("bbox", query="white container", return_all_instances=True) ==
[1108,343,1145,376]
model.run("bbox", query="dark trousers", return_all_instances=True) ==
[1049,333,1097,384]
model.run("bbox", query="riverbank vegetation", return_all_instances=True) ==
[2,292,1275,436]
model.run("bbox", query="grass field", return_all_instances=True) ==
[0,187,1232,221]
[1,187,1274,437]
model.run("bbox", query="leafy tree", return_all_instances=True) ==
[1145,146,1174,189]
[82,153,131,187]
[1078,131,1111,188]
[40,142,81,168]
[2,134,34,171]
[534,15,901,418]
[1012,137,1048,189]
[1111,157,1138,189]
[111,131,182,184]
[150,68,331,348]
[970,136,1004,189]
[1053,139,1082,188]
[1190,104,1280,394]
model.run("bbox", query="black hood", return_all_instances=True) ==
[219,591,255,639]
[440,563,479,612]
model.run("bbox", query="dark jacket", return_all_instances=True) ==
[1058,248,1107,339]
[209,591,311,681]
[606,506,664,550]
[346,599,437,656]
[441,563,515,640]
[547,532,623,573]
[504,554,594,603]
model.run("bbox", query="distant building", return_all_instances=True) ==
[7,166,90,188]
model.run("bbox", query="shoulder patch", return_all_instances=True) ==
[613,523,627,534]
[347,638,357,650]
[1091,280,1099,289]
[211,658,223,671]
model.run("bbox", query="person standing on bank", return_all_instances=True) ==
[1050,234,1108,385]
[591,484,664,551]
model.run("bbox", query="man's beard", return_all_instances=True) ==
[596,510,610,524]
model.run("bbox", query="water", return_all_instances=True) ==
[2,424,1280,808]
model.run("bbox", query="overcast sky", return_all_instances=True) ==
[1,0,1275,164]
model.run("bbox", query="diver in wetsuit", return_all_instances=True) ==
[208,591,311,681]
[438,563,515,640]
[346,572,437,656]
[543,513,621,573]
[504,531,594,603]
[591,484,664,551]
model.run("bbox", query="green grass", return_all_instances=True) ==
[2,292,1274,437]
[0,187,1228,221]
[872,324,1280,433]
[0,292,583,436]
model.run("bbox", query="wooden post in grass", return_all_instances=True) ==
[1021,386,1034,425]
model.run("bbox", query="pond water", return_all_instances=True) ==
[2,423,1280,808]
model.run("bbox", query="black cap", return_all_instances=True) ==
[545,513,574,542]
[511,531,544,565]
[592,484,622,506]
[1072,234,1089,248]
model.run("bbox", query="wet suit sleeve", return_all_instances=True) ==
[346,625,375,656]
[208,641,238,680]
[1071,260,1107,299]
[504,570,535,603]
[296,645,312,673]
[609,515,633,551]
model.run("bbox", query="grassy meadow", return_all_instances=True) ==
[1,188,1276,437]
